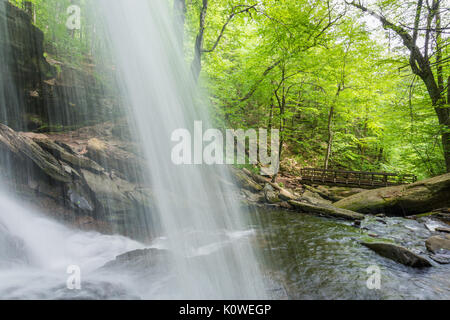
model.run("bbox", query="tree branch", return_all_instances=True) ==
[202,4,257,53]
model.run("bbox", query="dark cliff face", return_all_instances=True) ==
[0,1,121,132]
[0,0,56,130]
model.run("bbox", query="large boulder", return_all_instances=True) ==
[303,185,336,201]
[324,186,366,201]
[100,248,170,272]
[334,173,450,216]
[425,236,450,254]
[288,199,364,221]
[264,184,281,204]
[361,242,432,268]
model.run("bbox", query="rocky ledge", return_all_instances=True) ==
[231,167,364,221]
[232,167,450,267]
[0,121,153,238]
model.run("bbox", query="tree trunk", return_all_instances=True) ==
[324,83,343,170]
[268,98,274,130]
[324,105,334,170]
[173,0,186,51]
[191,0,208,82]
[434,5,450,172]
[350,0,450,172]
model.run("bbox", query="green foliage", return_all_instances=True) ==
[10,0,97,65]
[185,0,447,178]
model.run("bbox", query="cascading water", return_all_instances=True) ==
[0,0,267,299]
[0,190,146,299]
[94,0,267,299]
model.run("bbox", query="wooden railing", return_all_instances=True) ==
[299,168,417,188]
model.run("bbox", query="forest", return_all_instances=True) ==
[9,0,450,179]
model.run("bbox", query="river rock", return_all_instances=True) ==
[301,190,330,205]
[242,168,269,185]
[276,186,297,201]
[241,189,265,203]
[428,209,450,225]
[264,184,281,203]
[67,183,95,212]
[101,248,170,272]
[288,199,364,221]
[436,226,450,233]
[334,173,450,216]
[425,236,450,254]
[361,242,432,268]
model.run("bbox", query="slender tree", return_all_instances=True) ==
[348,0,450,172]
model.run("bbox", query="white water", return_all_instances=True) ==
[0,190,146,299]
[95,0,267,299]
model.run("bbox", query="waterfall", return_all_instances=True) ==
[94,0,267,299]
[0,0,145,299]
[0,0,266,299]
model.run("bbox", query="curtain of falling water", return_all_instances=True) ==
[0,0,21,130]
[0,3,146,299]
[94,0,267,299]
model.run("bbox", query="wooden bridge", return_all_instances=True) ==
[299,168,417,189]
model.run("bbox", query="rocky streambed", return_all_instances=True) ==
[234,166,450,270]
[252,208,450,299]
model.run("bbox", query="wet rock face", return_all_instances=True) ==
[0,1,121,132]
[0,1,55,130]
[0,123,153,239]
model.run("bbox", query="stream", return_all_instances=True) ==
[255,208,450,299]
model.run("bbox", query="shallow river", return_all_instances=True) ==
[254,208,450,299]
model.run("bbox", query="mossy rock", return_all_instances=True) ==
[334,173,450,216]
